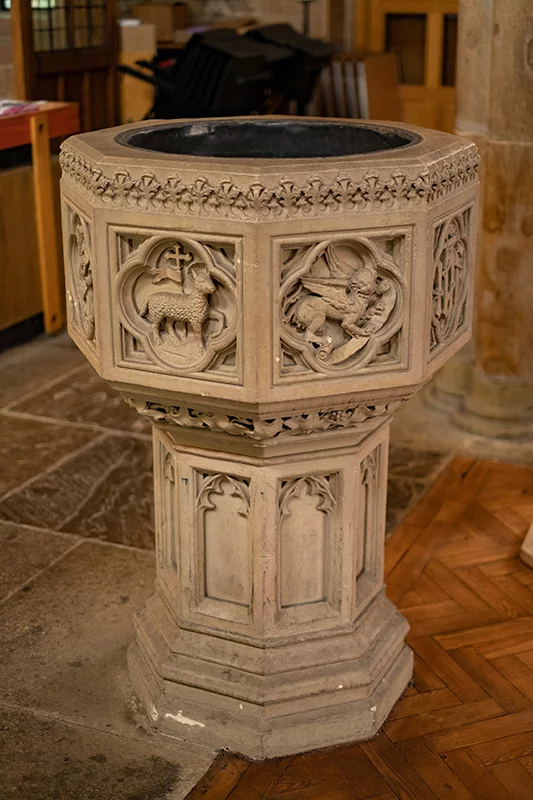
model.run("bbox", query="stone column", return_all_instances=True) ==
[59,117,479,757]
[454,0,533,437]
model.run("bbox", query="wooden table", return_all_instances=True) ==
[0,101,80,334]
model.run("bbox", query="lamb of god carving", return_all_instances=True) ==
[281,237,405,372]
[139,245,217,347]
[116,235,237,374]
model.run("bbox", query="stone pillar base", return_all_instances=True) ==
[424,345,473,413]
[127,424,412,758]
[129,596,412,758]
[454,369,533,439]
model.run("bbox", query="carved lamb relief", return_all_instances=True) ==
[65,205,95,345]
[279,236,406,377]
[430,207,472,357]
[115,233,239,378]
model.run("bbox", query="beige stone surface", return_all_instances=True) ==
[60,116,479,756]
[453,0,533,438]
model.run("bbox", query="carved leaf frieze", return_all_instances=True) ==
[430,207,471,354]
[115,234,238,375]
[280,237,406,374]
[60,145,480,220]
[125,397,404,440]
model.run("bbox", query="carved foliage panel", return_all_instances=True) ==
[277,231,409,381]
[64,202,96,349]
[113,229,242,383]
[194,470,252,624]
[429,206,473,359]
[278,473,340,622]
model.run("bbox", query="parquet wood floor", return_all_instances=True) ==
[187,457,533,800]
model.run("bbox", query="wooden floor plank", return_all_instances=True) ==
[491,507,531,536]
[452,566,529,618]
[400,600,463,621]
[411,656,446,693]
[187,754,250,800]
[491,655,533,703]
[493,574,533,616]
[408,571,452,604]
[481,559,530,577]
[360,735,440,800]
[406,609,501,639]
[444,748,516,800]
[388,688,460,721]
[430,708,533,753]
[478,633,533,660]
[489,760,533,800]
[396,738,476,800]
[187,458,533,800]
[409,638,489,702]
[451,646,531,713]
[384,698,503,742]
[472,730,533,765]
[386,520,459,606]
[462,501,522,546]
[385,522,425,580]
[423,559,491,611]
[435,618,533,652]
[330,744,393,798]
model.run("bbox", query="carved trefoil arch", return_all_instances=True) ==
[193,471,252,624]
[278,474,341,622]
[278,234,407,379]
[115,233,240,381]
[65,204,95,346]
[430,206,472,357]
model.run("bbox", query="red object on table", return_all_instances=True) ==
[0,101,79,151]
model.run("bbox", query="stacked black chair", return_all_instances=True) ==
[117,24,336,119]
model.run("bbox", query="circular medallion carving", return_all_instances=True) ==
[280,237,405,373]
[116,235,237,374]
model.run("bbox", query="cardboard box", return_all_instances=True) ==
[120,21,157,53]
[132,2,189,42]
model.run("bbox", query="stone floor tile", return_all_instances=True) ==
[0,414,97,497]
[0,521,77,601]
[388,443,451,481]
[46,330,79,349]
[0,337,85,408]
[0,707,213,800]
[0,540,155,733]
[0,435,155,548]
[386,476,427,533]
[11,364,151,435]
